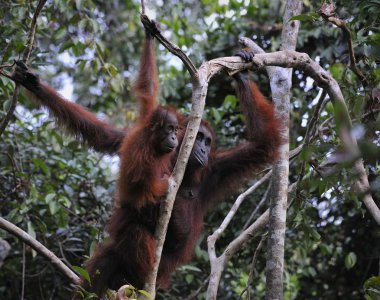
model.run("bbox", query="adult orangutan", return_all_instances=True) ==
[10,23,182,297]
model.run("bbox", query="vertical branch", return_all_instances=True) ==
[143,74,206,298]
[265,1,302,300]
[239,235,267,300]
[139,13,203,298]
[0,0,47,137]
[141,0,146,14]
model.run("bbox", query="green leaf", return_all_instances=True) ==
[223,95,237,109]
[289,13,320,22]
[78,19,88,30]
[96,42,105,58]
[117,285,135,297]
[49,200,59,215]
[59,39,74,52]
[319,244,333,256]
[345,252,357,269]
[27,221,36,239]
[108,64,118,77]
[309,227,321,241]
[364,276,380,299]
[138,289,153,300]
[328,63,344,80]
[179,265,202,272]
[185,274,194,284]
[364,276,380,289]
[59,196,71,208]
[72,266,91,284]
[3,99,11,111]
[55,28,67,40]
[29,184,39,203]
[306,266,317,277]
[45,193,56,204]
[211,107,221,123]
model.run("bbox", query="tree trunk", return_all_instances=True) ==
[265,1,302,299]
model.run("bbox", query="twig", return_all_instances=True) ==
[242,181,271,231]
[22,0,47,62]
[361,107,380,121]
[239,235,267,300]
[207,182,299,300]
[0,0,47,137]
[183,276,210,300]
[0,61,16,71]
[0,217,80,283]
[206,171,271,299]
[222,50,377,225]
[21,243,26,300]
[208,142,304,289]
[296,90,328,196]
[305,90,328,145]
[320,1,367,86]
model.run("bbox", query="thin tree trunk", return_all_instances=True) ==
[265,1,302,299]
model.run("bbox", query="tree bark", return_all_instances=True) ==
[265,1,302,300]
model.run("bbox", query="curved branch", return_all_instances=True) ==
[224,50,379,224]
[0,217,80,283]
[320,1,367,86]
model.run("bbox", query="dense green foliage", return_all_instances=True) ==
[0,0,379,299]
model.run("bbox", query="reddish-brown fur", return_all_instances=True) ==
[11,61,126,155]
